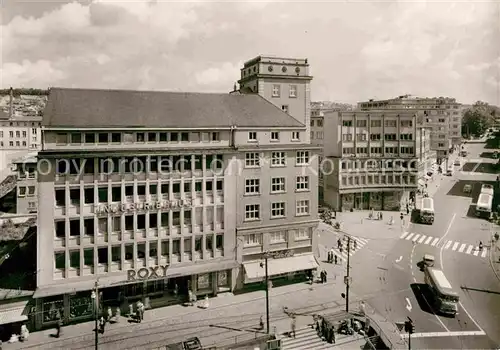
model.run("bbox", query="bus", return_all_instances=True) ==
[476,193,493,218]
[418,197,435,224]
[480,184,494,196]
[424,267,459,316]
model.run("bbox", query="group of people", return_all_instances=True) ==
[327,249,338,264]
[314,316,336,344]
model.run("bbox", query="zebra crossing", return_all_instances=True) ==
[400,232,488,258]
[281,327,336,349]
[323,235,370,263]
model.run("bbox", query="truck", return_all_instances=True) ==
[476,193,493,218]
[417,197,435,224]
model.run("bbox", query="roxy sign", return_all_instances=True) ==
[126,265,169,281]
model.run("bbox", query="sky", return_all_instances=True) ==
[1,0,499,105]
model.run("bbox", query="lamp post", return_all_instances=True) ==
[260,252,271,334]
[90,281,99,349]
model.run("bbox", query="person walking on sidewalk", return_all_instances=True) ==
[55,312,62,338]
[290,315,297,338]
[329,248,335,263]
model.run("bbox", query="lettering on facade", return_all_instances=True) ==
[127,265,169,281]
[269,250,294,259]
[93,199,192,215]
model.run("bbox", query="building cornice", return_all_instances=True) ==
[43,127,232,132]
[238,74,313,85]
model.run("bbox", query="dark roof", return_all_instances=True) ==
[43,88,304,128]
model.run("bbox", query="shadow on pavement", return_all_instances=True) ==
[410,283,435,316]
[479,151,498,159]
[485,137,500,149]
[462,162,498,174]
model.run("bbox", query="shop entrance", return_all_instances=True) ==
[167,276,190,296]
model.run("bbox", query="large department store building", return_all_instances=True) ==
[33,58,320,329]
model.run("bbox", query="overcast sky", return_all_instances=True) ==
[1,0,499,105]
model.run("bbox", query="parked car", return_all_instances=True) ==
[454,159,461,166]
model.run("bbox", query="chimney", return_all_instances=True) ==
[9,87,13,118]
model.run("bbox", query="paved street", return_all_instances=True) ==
[358,142,500,349]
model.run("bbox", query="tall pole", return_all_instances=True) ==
[346,236,351,313]
[265,256,270,334]
[408,330,411,350]
[94,281,99,350]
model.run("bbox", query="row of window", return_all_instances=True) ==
[244,200,310,221]
[247,131,300,142]
[1,121,40,127]
[340,159,417,170]
[55,131,221,145]
[310,131,323,140]
[54,207,224,237]
[342,119,413,128]
[0,130,29,138]
[54,180,224,206]
[243,228,311,246]
[341,174,417,186]
[244,176,309,195]
[310,119,324,127]
[271,84,297,98]
[1,141,38,148]
[342,147,415,155]
[342,133,414,141]
[54,235,224,269]
[56,155,224,175]
[18,186,36,197]
[245,151,310,167]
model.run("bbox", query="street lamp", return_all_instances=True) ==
[260,252,271,334]
[91,281,99,349]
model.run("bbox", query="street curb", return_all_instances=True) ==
[489,239,500,283]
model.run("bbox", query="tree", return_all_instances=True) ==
[462,101,496,137]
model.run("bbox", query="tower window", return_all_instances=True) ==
[289,85,297,98]
[272,84,280,97]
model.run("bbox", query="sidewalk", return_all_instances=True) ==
[6,257,361,350]
[490,227,500,283]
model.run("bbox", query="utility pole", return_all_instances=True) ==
[346,235,351,313]
[404,317,414,350]
[260,253,271,334]
[91,281,99,350]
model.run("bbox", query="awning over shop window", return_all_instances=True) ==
[0,301,29,325]
[243,254,319,283]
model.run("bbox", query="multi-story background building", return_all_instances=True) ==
[310,102,354,204]
[358,95,462,165]
[321,110,419,211]
[13,153,38,214]
[415,126,437,188]
[33,85,320,329]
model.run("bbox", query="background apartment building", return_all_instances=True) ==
[321,110,419,211]
[34,81,319,328]
[358,95,462,166]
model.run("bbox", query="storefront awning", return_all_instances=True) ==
[243,254,319,283]
[0,301,29,325]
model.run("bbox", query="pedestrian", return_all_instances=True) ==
[259,315,264,330]
[334,255,338,265]
[327,250,331,263]
[406,207,410,215]
[291,315,296,338]
[323,270,328,283]
[337,238,341,249]
[329,248,334,263]
[479,241,483,250]
[99,316,105,334]
[353,240,357,250]
[400,213,404,221]
[55,313,62,338]
[332,327,336,344]
[380,212,383,220]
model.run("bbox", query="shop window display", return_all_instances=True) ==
[197,274,211,290]
[69,292,94,319]
[42,296,64,323]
